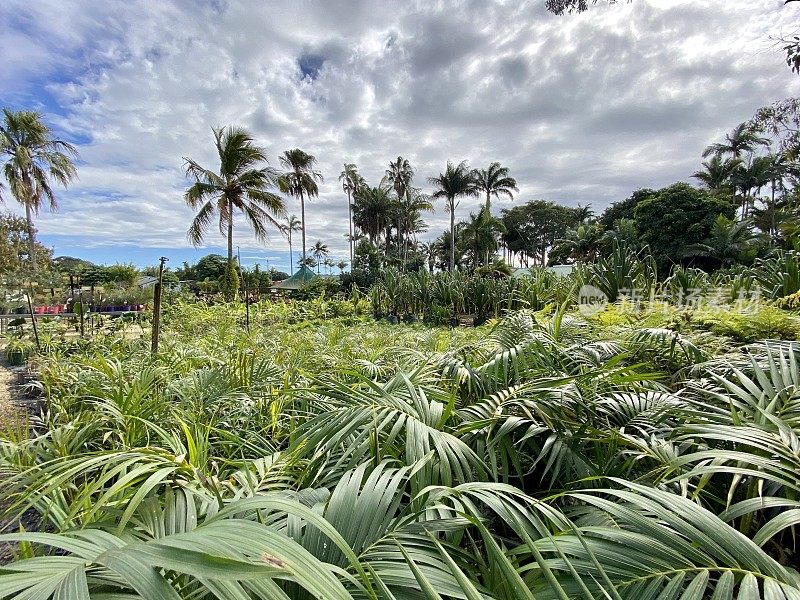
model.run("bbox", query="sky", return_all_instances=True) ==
[1,0,798,272]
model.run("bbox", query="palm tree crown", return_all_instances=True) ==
[280,214,302,275]
[183,126,285,264]
[429,161,479,271]
[473,162,518,212]
[279,149,323,262]
[311,240,329,274]
[0,108,79,271]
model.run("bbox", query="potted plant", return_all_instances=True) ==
[6,336,33,366]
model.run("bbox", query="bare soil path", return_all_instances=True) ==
[0,357,37,563]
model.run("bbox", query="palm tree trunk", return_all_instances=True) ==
[300,189,307,261]
[288,231,294,276]
[347,190,353,265]
[449,198,455,271]
[25,202,37,272]
[227,201,234,264]
[486,190,491,213]
[770,179,777,239]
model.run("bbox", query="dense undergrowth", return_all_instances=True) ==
[1,297,800,599]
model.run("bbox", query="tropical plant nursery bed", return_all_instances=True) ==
[1,299,799,598]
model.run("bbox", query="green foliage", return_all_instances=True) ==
[2,301,800,597]
[633,183,736,273]
[218,260,240,300]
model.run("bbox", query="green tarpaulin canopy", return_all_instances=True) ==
[271,265,317,290]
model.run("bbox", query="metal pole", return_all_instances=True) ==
[26,283,41,351]
[237,247,250,333]
[151,257,167,355]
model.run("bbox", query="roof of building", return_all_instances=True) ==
[271,265,317,290]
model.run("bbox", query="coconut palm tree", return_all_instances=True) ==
[0,108,79,271]
[279,149,323,262]
[280,214,302,275]
[336,259,348,273]
[183,126,285,266]
[339,163,363,266]
[692,154,743,195]
[429,161,478,271]
[682,216,761,267]
[702,122,769,159]
[463,206,504,267]
[312,240,329,274]
[353,180,393,244]
[473,161,518,212]
[386,157,414,257]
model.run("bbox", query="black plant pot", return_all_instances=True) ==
[402,313,417,324]
[386,314,399,325]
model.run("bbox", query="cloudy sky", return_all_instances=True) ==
[1,0,798,270]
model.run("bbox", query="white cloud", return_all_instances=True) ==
[0,0,798,260]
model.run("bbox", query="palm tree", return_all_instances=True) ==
[397,188,433,263]
[386,157,414,258]
[336,259,348,274]
[0,109,79,271]
[339,164,363,266]
[473,162,518,212]
[279,149,323,263]
[353,181,393,244]
[183,126,285,266]
[682,216,760,267]
[463,207,504,267]
[429,161,478,271]
[702,122,769,159]
[692,155,742,195]
[280,214,302,275]
[312,240,329,274]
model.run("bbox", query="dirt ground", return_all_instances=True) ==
[0,358,38,563]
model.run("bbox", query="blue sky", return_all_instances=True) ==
[1,0,798,270]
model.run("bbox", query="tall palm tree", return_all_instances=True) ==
[386,157,414,258]
[0,109,79,271]
[311,240,329,274]
[702,123,769,159]
[397,188,433,263]
[183,126,285,265]
[703,123,769,213]
[473,162,518,212]
[682,216,760,267]
[339,164,363,266]
[279,149,323,262]
[692,155,743,195]
[429,161,478,271]
[464,207,504,267]
[280,214,302,275]
[353,180,393,244]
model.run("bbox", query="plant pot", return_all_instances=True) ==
[402,313,417,324]
[6,350,27,366]
[386,314,399,325]
[449,317,459,328]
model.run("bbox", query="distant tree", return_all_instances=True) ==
[463,207,504,267]
[501,200,577,266]
[633,182,735,273]
[0,109,79,271]
[353,181,393,244]
[473,162,518,212]
[183,126,285,266]
[336,259,348,273]
[103,263,139,287]
[0,212,54,274]
[681,216,761,268]
[598,188,655,229]
[311,240,330,274]
[551,222,604,264]
[339,163,363,265]
[280,214,302,275]
[545,0,621,14]
[279,149,323,262]
[193,254,229,282]
[429,161,479,270]
[692,155,742,196]
[53,255,94,275]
